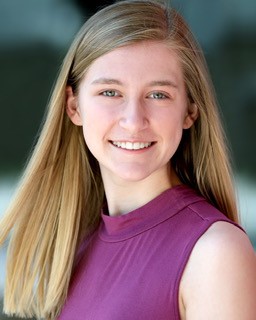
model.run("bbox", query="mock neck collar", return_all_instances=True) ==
[98,185,203,242]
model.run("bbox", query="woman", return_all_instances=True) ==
[1,0,255,319]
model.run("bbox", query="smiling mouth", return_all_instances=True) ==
[111,141,154,150]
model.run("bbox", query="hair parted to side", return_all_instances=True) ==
[0,0,239,318]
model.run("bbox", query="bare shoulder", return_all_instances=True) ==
[199,221,255,255]
[179,221,256,320]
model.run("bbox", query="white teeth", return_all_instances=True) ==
[112,141,152,150]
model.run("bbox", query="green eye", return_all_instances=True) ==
[102,90,117,97]
[150,92,167,99]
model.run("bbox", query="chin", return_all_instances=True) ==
[102,165,151,183]
[101,162,168,184]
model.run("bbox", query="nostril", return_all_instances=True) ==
[118,113,149,132]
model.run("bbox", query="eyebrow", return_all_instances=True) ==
[91,78,122,85]
[91,78,178,88]
[148,80,178,88]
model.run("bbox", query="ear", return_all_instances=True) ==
[183,103,199,129]
[66,86,83,126]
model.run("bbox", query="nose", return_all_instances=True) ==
[119,99,149,133]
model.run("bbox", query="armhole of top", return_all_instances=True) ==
[173,218,245,319]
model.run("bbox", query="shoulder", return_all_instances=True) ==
[179,221,256,320]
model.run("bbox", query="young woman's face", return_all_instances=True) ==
[67,41,197,185]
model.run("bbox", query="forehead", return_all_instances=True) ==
[82,41,183,85]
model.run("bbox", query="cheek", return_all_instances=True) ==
[167,128,183,153]
[159,109,185,135]
[82,121,97,146]
[82,126,100,162]
[160,114,185,152]
[80,111,106,159]
[79,109,95,146]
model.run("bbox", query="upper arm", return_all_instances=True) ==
[180,221,256,320]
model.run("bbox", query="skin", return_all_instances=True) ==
[179,221,256,319]
[66,40,256,319]
[66,41,197,215]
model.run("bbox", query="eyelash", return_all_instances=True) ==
[101,90,119,97]
[148,92,169,99]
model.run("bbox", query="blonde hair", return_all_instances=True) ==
[0,0,239,318]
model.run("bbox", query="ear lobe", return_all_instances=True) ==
[183,103,199,129]
[66,86,82,126]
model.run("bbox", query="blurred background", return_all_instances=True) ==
[0,0,255,319]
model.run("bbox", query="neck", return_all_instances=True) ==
[102,166,181,216]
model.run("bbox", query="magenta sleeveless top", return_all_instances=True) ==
[58,185,243,319]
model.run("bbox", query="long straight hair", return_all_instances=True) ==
[0,0,239,318]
